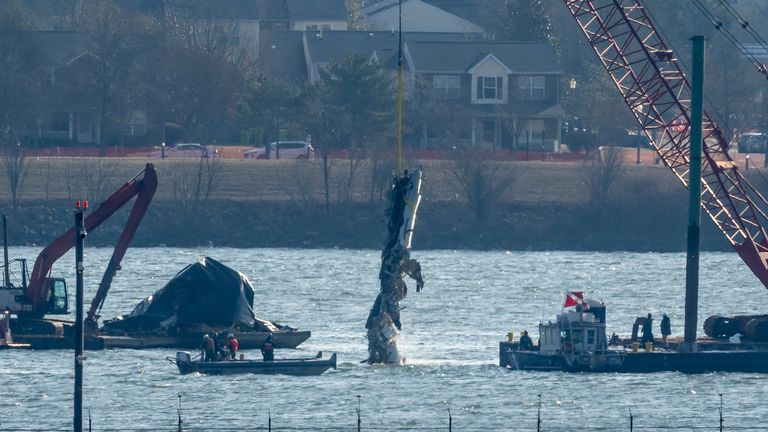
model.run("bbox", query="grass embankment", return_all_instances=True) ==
[0,156,739,251]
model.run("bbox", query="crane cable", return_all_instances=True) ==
[715,0,768,66]
[644,2,735,137]
[395,0,404,175]
[690,0,768,76]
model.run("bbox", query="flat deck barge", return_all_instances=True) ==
[12,330,311,350]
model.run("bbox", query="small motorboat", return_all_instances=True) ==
[169,351,337,376]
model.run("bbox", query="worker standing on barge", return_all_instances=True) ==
[261,333,274,361]
[225,333,239,360]
[641,313,654,348]
[661,314,671,347]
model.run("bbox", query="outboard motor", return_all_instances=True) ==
[176,351,191,364]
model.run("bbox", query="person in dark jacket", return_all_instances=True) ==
[641,313,654,348]
[200,334,216,362]
[519,330,534,351]
[261,333,274,361]
[661,314,671,347]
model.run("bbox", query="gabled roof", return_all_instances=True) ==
[304,30,484,66]
[363,0,485,28]
[167,0,287,21]
[18,0,73,16]
[257,0,290,21]
[406,41,561,74]
[30,31,93,67]
[467,53,512,74]
[286,0,348,21]
[112,0,165,16]
[257,31,308,80]
[422,0,485,29]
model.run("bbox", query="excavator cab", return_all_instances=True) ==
[44,278,68,315]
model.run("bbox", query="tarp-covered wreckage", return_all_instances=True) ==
[102,257,279,334]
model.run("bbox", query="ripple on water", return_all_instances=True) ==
[4,248,768,430]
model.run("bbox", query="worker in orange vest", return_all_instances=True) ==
[225,333,239,360]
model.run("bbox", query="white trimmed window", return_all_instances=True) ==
[476,76,503,101]
[518,76,546,100]
[432,75,460,99]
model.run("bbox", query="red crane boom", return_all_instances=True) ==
[563,0,768,289]
[27,163,158,319]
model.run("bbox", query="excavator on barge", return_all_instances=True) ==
[0,163,158,347]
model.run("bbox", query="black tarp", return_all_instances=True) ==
[102,257,256,332]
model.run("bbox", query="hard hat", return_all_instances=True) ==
[227,333,234,339]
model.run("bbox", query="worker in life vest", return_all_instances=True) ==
[261,333,274,361]
[201,334,216,362]
[225,333,239,360]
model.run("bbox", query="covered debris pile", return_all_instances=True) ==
[101,257,285,335]
[365,169,425,364]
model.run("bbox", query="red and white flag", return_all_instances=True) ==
[563,291,584,308]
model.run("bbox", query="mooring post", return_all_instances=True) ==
[357,395,362,432]
[448,408,452,432]
[88,409,92,432]
[683,35,706,353]
[74,200,88,432]
[177,393,183,432]
[719,394,723,432]
[537,394,542,432]
[268,409,271,432]
[629,409,633,432]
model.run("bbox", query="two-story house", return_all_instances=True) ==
[404,40,564,151]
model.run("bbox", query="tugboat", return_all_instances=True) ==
[500,292,768,373]
[499,292,624,372]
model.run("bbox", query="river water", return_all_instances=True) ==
[2,247,768,431]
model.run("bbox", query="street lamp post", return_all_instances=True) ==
[161,142,166,160]
[746,153,750,171]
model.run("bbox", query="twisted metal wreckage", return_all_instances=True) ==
[365,168,425,364]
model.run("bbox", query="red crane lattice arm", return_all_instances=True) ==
[27,164,158,313]
[563,0,768,288]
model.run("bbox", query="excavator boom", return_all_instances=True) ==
[26,163,158,319]
[563,0,768,289]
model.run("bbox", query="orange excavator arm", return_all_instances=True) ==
[26,164,158,323]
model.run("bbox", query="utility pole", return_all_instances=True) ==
[683,36,705,352]
[74,200,88,432]
[3,215,10,289]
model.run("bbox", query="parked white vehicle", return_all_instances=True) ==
[244,141,315,160]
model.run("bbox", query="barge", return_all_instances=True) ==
[499,294,768,373]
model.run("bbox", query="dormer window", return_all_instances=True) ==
[477,76,503,100]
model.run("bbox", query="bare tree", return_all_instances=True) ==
[446,151,516,225]
[367,149,395,204]
[62,158,123,203]
[281,160,319,208]
[167,155,223,207]
[3,143,28,208]
[583,145,625,207]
